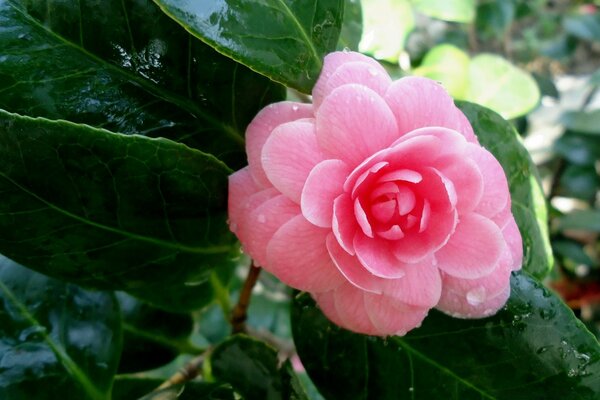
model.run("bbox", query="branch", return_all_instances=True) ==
[230,263,261,334]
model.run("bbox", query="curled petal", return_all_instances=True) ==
[363,293,429,336]
[332,194,358,255]
[333,282,381,335]
[354,234,408,279]
[502,217,523,271]
[247,102,313,187]
[327,234,382,294]
[381,260,442,308]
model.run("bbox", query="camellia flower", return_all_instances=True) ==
[228,51,523,336]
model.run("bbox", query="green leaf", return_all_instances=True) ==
[292,272,600,400]
[359,0,414,62]
[0,255,122,400]
[152,0,344,93]
[0,0,284,169]
[556,210,600,233]
[563,14,600,42]
[338,0,363,51]
[561,110,600,135]
[412,0,476,23]
[465,54,540,119]
[458,102,553,279]
[0,109,236,291]
[558,165,600,201]
[210,335,308,400]
[554,132,600,166]
[475,0,516,39]
[414,44,470,98]
[116,293,200,374]
[112,377,235,400]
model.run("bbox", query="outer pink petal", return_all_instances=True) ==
[266,215,344,292]
[382,260,442,308]
[235,187,279,246]
[437,157,484,213]
[333,282,380,335]
[301,159,351,228]
[385,77,474,140]
[467,144,510,225]
[435,213,504,279]
[228,167,261,234]
[327,234,383,294]
[316,84,399,166]
[243,195,301,267]
[502,217,523,271]
[354,234,409,278]
[363,293,429,336]
[262,121,324,203]
[313,290,346,328]
[246,102,313,187]
[313,51,388,109]
[436,285,510,319]
[332,194,358,255]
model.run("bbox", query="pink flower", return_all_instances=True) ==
[228,51,523,336]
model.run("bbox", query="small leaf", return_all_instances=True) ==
[152,0,345,93]
[293,272,600,400]
[459,102,553,279]
[412,0,476,23]
[554,132,600,166]
[558,165,600,201]
[466,54,540,119]
[0,0,284,169]
[556,210,600,233]
[359,0,414,62]
[414,44,470,98]
[210,335,308,400]
[564,13,600,42]
[0,255,122,400]
[561,110,600,135]
[0,110,236,291]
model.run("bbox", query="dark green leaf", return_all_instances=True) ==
[554,132,600,166]
[532,72,560,99]
[116,293,199,374]
[558,165,600,201]
[556,210,600,233]
[561,110,600,135]
[210,335,308,400]
[337,0,362,51]
[476,0,516,39]
[552,240,595,270]
[293,272,600,400]
[0,255,122,400]
[153,0,345,93]
[112,377,235,400]
[0,109,236,291]
[458,102,553,279]
[0,0,284,169]
[564,14,600,42]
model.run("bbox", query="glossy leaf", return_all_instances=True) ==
[412,0,476,23]
[0,0,284,170]
[153,0,344,93]
[0,109,236,291]
[359,0,414,62]
[116,293,199,373]
[210,335,308,400]
[292,272,600,400]
[459,102,553,279]
[112,377,235,400]
[0,255,122,400]
[561,110,600,135]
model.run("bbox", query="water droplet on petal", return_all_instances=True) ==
[466,287,487,306]
[343,47,351,53]
[292,105,299,111]
[368,67,379,77]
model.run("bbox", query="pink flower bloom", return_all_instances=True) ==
[228,51,523,336]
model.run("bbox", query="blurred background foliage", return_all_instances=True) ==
[344,0,600,342]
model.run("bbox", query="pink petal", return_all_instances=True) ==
[313,291,346,328]
[436,285,510,319]
[332,194,358,255]
[502,217,523,271]
[266,215,344,292]
[385,77,474,140]
[333,282,380,335]
[436,213,504,279]
[437,157,484,213]
[354,234,408,278]
[246,102,313,187]
[456,110,478,143]
[326,234,383,294]
[316,84,399,166]
[228,167,261,234]
[416,167,457,212]
[301,159,351,228]
[363,293,429,336]
[262,121,324,203]
[235,187,279,246]
[243,195,301,267]
[354,198,373,238]
[313,51,388,109]
[382,259,442,308]
[392,209,458,263]
[467,145,510,224]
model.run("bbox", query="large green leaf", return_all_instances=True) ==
[152,0,345,93]
[0,256,122,400]
[0,109,235,290]
[292,272,600,400]
[412,0,476,23]
[210,335,308,400]
[337,0,362,51]
[459,102,553,279]
[414,44,470,98]
[0,0,284,170]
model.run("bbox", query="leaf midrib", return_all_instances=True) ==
[0,172,231,255]
[0,279,106,400]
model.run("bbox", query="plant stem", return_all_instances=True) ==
[156,352,208,391]
[230,263,261,334]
